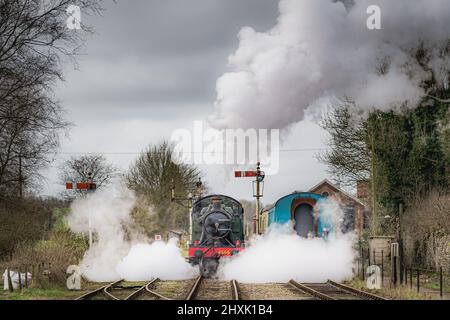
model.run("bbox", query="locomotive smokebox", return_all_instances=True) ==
[189,195,246,277]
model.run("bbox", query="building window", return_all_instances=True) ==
[322,191,329,197]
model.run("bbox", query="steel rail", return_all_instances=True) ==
[75,279,122,300]
[230,280,240,300]
[185,275,203,300]
[103,279,123,300]
[124,279,159,300]
[144,278,172,300]
[289,280,337,300]
[327,280,388,300]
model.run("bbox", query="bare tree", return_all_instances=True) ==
[59,154,119,191]
[126,141,203,232]
[317,102,372,187]
[126,142,202,202]
[0,0,106,199]
[0,0,104,66]
[403,190,450,269]
[0,70,69,197]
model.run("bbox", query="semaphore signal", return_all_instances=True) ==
[66,172,97,191]
[235,162,265,235]
[66,172,97,247]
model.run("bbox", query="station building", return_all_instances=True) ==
[260,179,369,237]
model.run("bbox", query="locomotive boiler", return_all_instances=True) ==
[188,195,245,277]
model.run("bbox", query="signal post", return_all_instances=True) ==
[235,162,265,235]
[171,177,203,243]
[66,173,97,247]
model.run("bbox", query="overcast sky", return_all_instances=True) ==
[42,0,330,204]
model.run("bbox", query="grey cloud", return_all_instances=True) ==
[86,0,279,58]
[60,0,280,120]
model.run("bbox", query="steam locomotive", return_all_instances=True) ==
[188,195,245,277]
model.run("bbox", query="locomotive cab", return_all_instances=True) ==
[189,195,245,277]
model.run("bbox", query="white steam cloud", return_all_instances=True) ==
[117,240,197,281]
[68,187,357,283]
[218,198,356,283]
[67,185,197,282]
[211,0,450,129]
[218,223,356,283]
[318,197,345,231]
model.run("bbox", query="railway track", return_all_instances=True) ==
[76,280,124,300]
[185,275,204,300]
[237,282,315,300]
[119,276,205,300]
[327,280,387,300]
[230,279,240,300]
[76,277,206,300]
[289,280,388,300]
[76,278,386,300]
[188,276,243,300]
[125,278,160,300]
[76,279,159,300]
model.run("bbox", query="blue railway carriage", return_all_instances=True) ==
[260,192,334,238]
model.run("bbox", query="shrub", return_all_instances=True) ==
[403,191,450,270]
[0,198,67,260]
[7,230,87,287]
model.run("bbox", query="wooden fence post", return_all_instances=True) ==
[404,267,407,286]
[7,268,13,293]
[31,265,35,286]
[416,268,420,293]
[410,267,413,289]
[24,265,28,288]
[381,250,384,287]
[17,266,22,290]
[439,267,443,299]
[362,249,365,281]
[393,256,397,287]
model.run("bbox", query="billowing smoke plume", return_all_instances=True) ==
[68,186,135,281]
[67,185,197,282]
[317,197,345,232]
[117,240,197,281]
[211,0,450,129]
[218,199,356,283]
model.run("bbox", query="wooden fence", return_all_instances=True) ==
[3,262,52,292]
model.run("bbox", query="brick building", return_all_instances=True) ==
[308,179,369,234]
